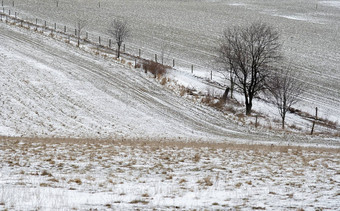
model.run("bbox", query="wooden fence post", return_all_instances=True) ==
[311,107,318,135]
[211,71,212,80]
[173,59,175,67]
[1,1,3,7]
[191,65,193,74]
[74,28,77,36]
[35,18,37,25]
[8,10,10,16]
[44,20,46,28]
[109,39,111,48]
[155,54,157,63]
[54,23,56,30]
[123,44,125,52]
[138,49,141,57]
[99,36,101,45]
[12,1,14,7]
[14,12,16,18]
[255,116,258,128]
[64,25,66,33]
[86,32,88,40]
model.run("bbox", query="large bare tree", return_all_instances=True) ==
[108,19,130,58]
[217,22,281,115]
[267,68,305,129]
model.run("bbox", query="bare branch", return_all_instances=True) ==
[216,22,282,115]
[267,68,305,129]
[108,19,130,58]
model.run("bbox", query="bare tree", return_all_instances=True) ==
[108,19,130,58]
[76,18,87,47]
[54,0,59,7]
[267,68,305,129]
[217,22,281,115]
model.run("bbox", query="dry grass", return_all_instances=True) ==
[160,77,167,85]
[0,136,339,210]
[142,60,168,77]
[1,136,338,153]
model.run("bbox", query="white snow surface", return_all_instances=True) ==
[0,17,339,146]
[1,22,252,142]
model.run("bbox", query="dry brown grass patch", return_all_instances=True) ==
[142,60,167,77]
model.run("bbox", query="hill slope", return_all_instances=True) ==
[0,23,246,141]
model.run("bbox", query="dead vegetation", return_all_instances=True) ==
[0,137,339,210]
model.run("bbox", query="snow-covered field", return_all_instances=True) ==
[5,0,340,123]
[1,138,339,210]
[0,0,339,141]
[0,22,246,141]
[0,1,340,209]
[1,20,339,145]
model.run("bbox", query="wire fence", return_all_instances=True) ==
[0,1,222,85]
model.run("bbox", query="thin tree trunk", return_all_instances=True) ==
[230,76,234,99]
[117,45,121,58]
[221,87,230,102]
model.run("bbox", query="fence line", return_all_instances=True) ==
[0,6,216,82]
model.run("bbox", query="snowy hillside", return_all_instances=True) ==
[0,16,339,146]
[7,0,340,124]
[0,23,247,141]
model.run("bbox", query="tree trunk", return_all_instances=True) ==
[117,44,121,58]
[230,76,234,99]
[282,116,285,129]
[221,87,230,102]
[245,101,252,115]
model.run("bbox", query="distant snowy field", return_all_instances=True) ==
[0,139,339,210]
[5,0,340,124]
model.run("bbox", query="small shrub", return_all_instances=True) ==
[142,61,167,77]
[135,63,141,69]
[160,77,167,85]
[180,87,186,97]
[201,95,214,105]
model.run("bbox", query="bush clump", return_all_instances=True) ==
[142,61,167,77]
